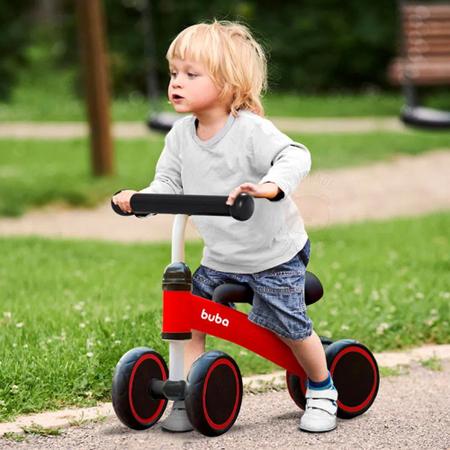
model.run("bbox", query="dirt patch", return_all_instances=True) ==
[296,148,450,228]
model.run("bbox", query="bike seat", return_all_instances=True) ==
[212,271,324,306]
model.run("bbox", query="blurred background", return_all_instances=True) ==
[1,0,449,122]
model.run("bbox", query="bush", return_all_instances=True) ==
[0,1,35,99]
[61,0,398,96]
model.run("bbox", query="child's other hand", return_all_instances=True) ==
[226,182,280,205]
[112,190,137,214]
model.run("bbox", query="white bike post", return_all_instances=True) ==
[162,214,193,432]
[168,213,188,381]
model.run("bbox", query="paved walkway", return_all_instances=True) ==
[1,346,449,448]
[1,344,448,436]
[1,149,448,242]
[0,116,407,139]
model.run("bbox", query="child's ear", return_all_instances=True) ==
[220,83,235,103]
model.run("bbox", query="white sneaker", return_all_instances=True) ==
[299,386,338,433]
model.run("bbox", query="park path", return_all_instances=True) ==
[1,358,449,449]
[0,116,406,139]
[0,149,448,242]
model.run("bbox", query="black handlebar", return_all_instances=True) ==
[111,192,255,221]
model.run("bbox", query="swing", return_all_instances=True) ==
[142,0,179,133]
[388,1,450,129]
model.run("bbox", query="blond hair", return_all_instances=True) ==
[166,20,267,116]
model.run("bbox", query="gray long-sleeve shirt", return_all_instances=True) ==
[141,110,311,273]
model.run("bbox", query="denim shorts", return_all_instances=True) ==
[192,240,313,340]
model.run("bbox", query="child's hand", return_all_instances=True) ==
[226,182,281,205]
[112,190,137,214]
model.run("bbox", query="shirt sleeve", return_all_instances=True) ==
[252,119,311,199]
[139,127,183,195]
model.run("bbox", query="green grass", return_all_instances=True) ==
[21,424,62,437]
[299,131,450,170]
[1,129,449,217]
[263,92,403,117]
[2,83,450,122]
[1,67,449,121]
[1,59,449,121]
[0,137,160,217]
[2,432,27,442]
[379,365,410,377]
[419,356,443,371]
[0,68,155,123]
[0,78,405,122]
[0,212,448,421]
[1,66,397,122]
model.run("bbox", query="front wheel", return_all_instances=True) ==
[326,339,379,419]
[112,347,168,430]
[185,351,243,436]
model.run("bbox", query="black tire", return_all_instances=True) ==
[286,370,307,410]
[112,347,168,430]
[326,339,379,419]
[185,351,243,436]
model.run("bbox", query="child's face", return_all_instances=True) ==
[168,58,227,116]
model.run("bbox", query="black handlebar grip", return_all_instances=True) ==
[229,193,254,221]
[111,190,134,216]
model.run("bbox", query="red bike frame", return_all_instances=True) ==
[162,289,306,378]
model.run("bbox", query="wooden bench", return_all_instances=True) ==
[388,2,450,128]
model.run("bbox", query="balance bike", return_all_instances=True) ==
[111,192,379,436]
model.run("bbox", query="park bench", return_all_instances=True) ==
[388,1,450,128]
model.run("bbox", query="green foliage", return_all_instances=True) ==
[8,2,450,100]
[57,0,399,96]
[0,0,35,99]
[242,0,397,92]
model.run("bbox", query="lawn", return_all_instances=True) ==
[1,67,449,121]
[1,129,449,217]
[0,65,399,122]
[2,32,450,122]
[0,84,406,122]
[2,85,450,122]
[0,212,448,421]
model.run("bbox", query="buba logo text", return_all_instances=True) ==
[200,309,230,327]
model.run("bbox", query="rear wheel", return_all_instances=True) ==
[286,370,307,410]
[185,351,243,436]
[112,347,168,430]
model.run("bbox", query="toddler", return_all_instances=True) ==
[113,20,337,433]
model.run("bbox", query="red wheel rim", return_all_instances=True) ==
[202,358,241,430]
[330,345,378,413]
[129,353,167,424]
